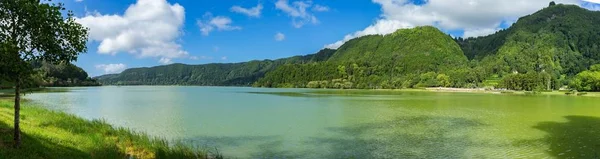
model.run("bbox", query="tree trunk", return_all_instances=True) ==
[13,81,21,148]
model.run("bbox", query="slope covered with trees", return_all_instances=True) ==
[254,26,471,88]
[459,4,600,91]
[0,62,100,88]
[33,62,100,87]
[96,3,600,92]
[95,49,336,86]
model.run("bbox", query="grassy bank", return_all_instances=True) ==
[322,87,600,97]
[0,98,217,159]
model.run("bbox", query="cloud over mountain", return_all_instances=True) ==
[326,0,585,49]
[76,0,188,64]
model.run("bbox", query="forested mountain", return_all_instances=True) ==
[95,49,336,86]
[460,3,600,74]
[254,26,470,88]
[1,62,100,88]
[33,62,101,87]
[457,4,600,90]
[255,4,600,90]
[96,3,600,91]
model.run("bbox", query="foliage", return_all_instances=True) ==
[255,26,471,89]
[458,4,600,77]
[569,64,600,91]
[95,49,336,86]
[498,72,551,91]
[0,0,89,148]
[32,61,100,87]
[96,4,600,92]
[0,0,88,81]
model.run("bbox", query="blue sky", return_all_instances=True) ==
[57,0,600,76]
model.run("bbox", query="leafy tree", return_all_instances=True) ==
[570,65,600,91]
[549,1,556,6]
[437,74,451,87]
[0,0,88,147]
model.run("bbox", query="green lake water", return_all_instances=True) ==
[25,86,600,158]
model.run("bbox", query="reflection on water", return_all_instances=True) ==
[311,116,485,158]
[26,86,600,158]
[533,116,600,158]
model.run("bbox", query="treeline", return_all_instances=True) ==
[0,61,100,88]
[97,4,600,92]
[33,61,100,87]
[95,49,336,86]
[255,4,600,92]
[254,61,486,89]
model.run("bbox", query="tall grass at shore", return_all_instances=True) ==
[0,98,219,159]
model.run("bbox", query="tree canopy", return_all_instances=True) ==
[0,0,88,147]
[96,4,600,92]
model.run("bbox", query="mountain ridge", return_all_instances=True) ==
[96,4,600,91]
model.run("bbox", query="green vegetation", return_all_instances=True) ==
[32,61,100,87]
[569,64,600,91]
[1,0,89,148]
[457,4,600,91]
[254,26,471,89]
[0,62,99,89]
[96,4,600,93]
[0,99,214,159]
[95,49,336,86]
[255,4,600,91]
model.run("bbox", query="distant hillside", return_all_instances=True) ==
[1,61,100,88]
[96,4,600,91]
[35,62,101,87]
[95,49,336,86]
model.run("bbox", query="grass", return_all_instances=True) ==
[339,87,600,97]
[0,97,220,159]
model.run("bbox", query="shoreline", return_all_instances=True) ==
[378,87,600,97]
[0,98,217,159]
[5,86,599,98]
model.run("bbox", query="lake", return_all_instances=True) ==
[25,86,600,158]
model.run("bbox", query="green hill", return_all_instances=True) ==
[1,62,100,88]
[95,49,336,86]
[96,4,600,91]
[254,26,470,88]
[457,4,600,90]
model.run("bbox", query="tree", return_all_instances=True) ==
[436,74,451,87]
[549,1,556,7]
[570,65,600,91]
[0,0,88,148]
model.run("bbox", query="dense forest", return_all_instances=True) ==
[96,4,600,92]
[95,49,336,85]
[0,62,100,88]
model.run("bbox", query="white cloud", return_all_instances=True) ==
[231,4,263,18]
[312,5,329,12]
[159,57,173,64]
[221,56,228,60]
[75,0,83,2]
[275,0,326,28]
[95,64,127,74]
[76,0,188,63]
[325,19,413,49]
[326,0,586,49]
[197,13,241,36]
[582,1,600,10]
[463,28,501,38]
[275,32,286,41]
[583,0,600,3]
